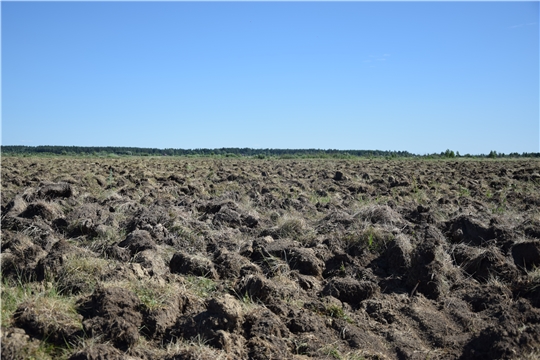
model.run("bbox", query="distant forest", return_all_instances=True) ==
[1,146,539,159]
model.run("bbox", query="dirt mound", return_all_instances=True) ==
[445,215,496,246]
[322,277,379,307]
[0,232,47,280]
[66,203,110,236]
[170,251,219,279]
[512,240,540,269]
[462,299,540,359]
[3,195,28,217]
[78,287,143,350]
[20,182,73,202]
[19,201,62,221]
[13,300,83,346]
[36,182,73,200]
[119,229,157,256]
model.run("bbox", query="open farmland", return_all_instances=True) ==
[2,156,540,359]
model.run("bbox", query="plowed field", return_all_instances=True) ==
[2,157,540,359]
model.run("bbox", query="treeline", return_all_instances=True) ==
[1,146,539,159]
[0,146,414,158]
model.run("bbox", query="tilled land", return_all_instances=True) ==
[1,156,540,359]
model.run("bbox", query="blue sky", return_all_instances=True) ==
[2,1,538,154]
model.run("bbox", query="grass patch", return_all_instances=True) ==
[324,304,354,324]
[130,279,180,311]
[277,216,307,239]
[169,223,204,253]
[310,193,331,205]
[164,335,228,359]
[320,344,343,359]
[526,266,540,292]
[184,275,217,298]
[55,255,111,295]
[1,276,38,327]
[343,226,392,253]
[1,276,81,359]
[458,186,470,197]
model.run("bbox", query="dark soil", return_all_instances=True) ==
[2,157,540,359]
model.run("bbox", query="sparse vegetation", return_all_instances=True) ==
[184,275,217,299]
[55,254,110,295]
[324,304,354,324]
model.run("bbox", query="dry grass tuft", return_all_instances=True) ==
[277,215,307,238]
[353,204,404,227]
[55,254,112,295]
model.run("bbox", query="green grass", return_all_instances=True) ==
[20,340,70,360]
[343,226,392,253]
[492,197,507,214]
[129,279,180,311]
[324,304,354,324]
[320,344,343,359]
[184,275,217,298]
[1,276,35,327]
[459,186,470,197]
[339,262,347,276]
[55,255,110,295]
[1,275,81,359]
[310,194,331,204]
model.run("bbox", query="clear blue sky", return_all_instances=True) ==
[2,1,538,154]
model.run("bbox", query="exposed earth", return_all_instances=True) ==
[2,156,540,359]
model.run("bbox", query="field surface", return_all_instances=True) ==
[2,157,540,359]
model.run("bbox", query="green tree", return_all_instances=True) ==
[444,149,455,158]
